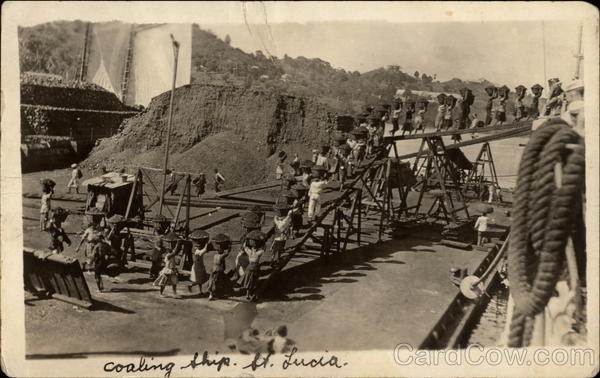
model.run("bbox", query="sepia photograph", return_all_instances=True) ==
[1,1,598,376]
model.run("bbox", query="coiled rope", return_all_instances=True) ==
[507,119,585,347]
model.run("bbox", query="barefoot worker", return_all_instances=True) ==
[39,184,53,231]
[153,232,182,298]
[188,230,210,295]
[76,215,103,269]
[474,207,493,246]
[214,168,226,193]
[90,236,110,292]
[192,173,206,197]
[307,165,328,222]
[271,200,293,268]
[208,233,232,301]
[241,230,266,302]
[47,208,71,254]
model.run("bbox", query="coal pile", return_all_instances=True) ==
[20,73,138,139]
[21,73,134,111]
[83,84,339,188]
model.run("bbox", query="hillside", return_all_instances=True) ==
[19,21,506,115]
[20,21,528,186]
[189,27,501,112]
[19,21,87,81]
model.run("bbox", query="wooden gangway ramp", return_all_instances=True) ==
[384,121,531,142]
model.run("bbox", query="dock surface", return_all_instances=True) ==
[23,192,507,356]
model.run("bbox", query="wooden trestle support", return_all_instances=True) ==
[410,136,470,223]
[462,142,501,201]
[258,140,418,295]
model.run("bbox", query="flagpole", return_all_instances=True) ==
[158,34,180,217]
[542,21,547,87]
[574,23,583,80]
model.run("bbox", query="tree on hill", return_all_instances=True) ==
[422,73,433,84]
[19,21,86,80]
[19,21,499,116]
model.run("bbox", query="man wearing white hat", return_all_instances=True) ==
[67,163,82,194]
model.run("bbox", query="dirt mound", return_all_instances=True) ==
[83,84,339,188]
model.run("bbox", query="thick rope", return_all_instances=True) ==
[507,119,585,347]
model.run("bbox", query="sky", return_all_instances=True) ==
[207,20,581,88]
[9,1,590,88]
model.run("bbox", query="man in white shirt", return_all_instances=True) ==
[307,166,328,221]
[474,208,493,246]
[67,163,81,194]
[214,168,226,192]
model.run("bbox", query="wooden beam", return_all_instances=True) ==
[210,180,282,198]
[394,126,531,161]
[193,213,240,230]
[172,174,188,226]
[384,121,531,142]
[52,293,93,309]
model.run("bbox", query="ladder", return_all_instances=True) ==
[121,25,136,104]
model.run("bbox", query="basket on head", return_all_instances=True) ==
[284,176,297,187]
[104,261,121,277]
[273,198,290,212]
[241,211,260,228]
[485,86,496,96]
[281,190,296,203]
[152,215,171,234]
[212,233,231,249]
[249,205,264,216]
[107,214,124,225]
[52,207,69,222]
[291,184,308,198]
[351,127,368,138]
[161,231,180,242]
[190,229,210,242]
[300,160,315,169]
[274,197,290,212]
[246,230,266,242]
[334,134,347,145]
[338,144,351,154]
[531,84,544,91]
[481,206,494,215]
[311,165,327,176]
[85,207,105,217]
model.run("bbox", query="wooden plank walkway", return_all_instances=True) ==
[395,125,531,160]
[384,120,531,141]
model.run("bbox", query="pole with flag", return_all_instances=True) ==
[158,34,180,217]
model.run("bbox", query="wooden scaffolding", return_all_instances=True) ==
[410,136,470,223]
[462,142,501,202]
